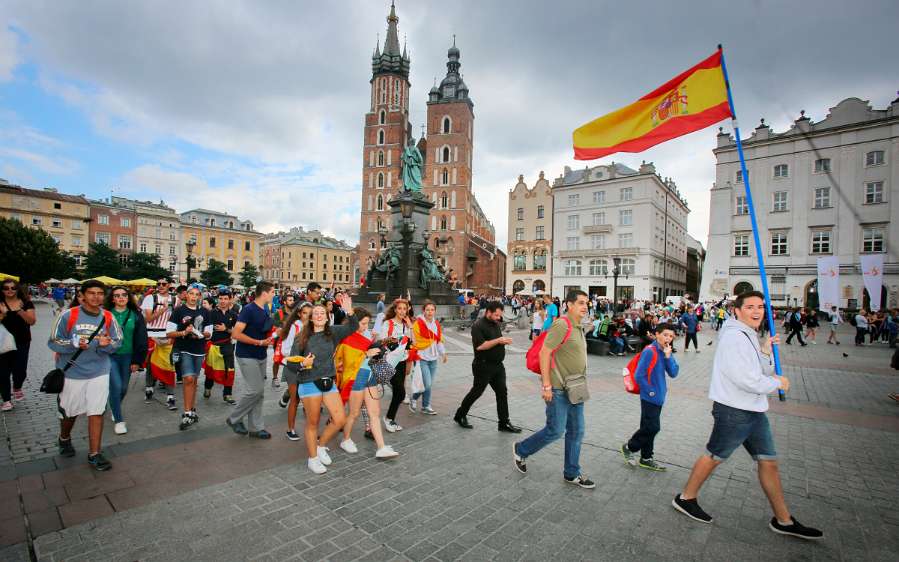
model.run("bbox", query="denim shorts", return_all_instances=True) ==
[298,380,338,398]
[351,369,376,391]
[706,402,777,461]
[178,353,205,377]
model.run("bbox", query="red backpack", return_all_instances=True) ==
[526,317,572,375]
[623,344,658,394]
[66,306,114,335]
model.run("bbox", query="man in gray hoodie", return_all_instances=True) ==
[672,291,823,540]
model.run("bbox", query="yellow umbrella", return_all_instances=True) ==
[125,278,157,287]
[0,273,20,281]
[87,276,124,285]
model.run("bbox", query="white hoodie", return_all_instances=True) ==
[709,318,780,412]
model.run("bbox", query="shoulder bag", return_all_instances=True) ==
[41,319,105,394]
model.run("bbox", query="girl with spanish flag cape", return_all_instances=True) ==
[409,300,447,415]
[335,308,398,459]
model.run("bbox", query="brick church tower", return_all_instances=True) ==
[358,1,412,273]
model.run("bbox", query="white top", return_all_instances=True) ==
[280,321,304,357]
[532,310,544,330]
[855,314,868,329]
[708,318,779,412]
[378,317,410,340]
[141,293,173,332]
[415,316,446,362]
[830,312,842,326]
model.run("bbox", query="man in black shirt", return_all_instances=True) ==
[454,301,522,433]
[203,290,239,403]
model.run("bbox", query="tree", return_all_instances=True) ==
[200,258,233,287]
[0,217,74,283]
[239,263,260,288]
[83,242,122,278]
[123,252,170,280]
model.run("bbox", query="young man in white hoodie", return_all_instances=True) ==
[672,291,823,540]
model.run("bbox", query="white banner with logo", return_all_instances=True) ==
[816,256,840,311]
[861,254,884,311]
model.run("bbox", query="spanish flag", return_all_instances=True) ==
[147,338,176,387]
[334,331,374,403]
[203,342,235,387]
[573,50,732,160]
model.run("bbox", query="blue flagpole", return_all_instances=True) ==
[717,44,785,401]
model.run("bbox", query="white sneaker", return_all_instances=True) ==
[114,422,128,435]
[340,439,358,454]
[383,417,402,433]
[408,399,418,413]
[307,457,327,474]
[402,397,410,404]
[317,445,332,466]
[421,406,437,415]
[375,446,399,459]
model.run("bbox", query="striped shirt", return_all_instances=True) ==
[141,293,174,333]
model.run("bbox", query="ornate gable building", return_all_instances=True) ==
[358,3,505,293]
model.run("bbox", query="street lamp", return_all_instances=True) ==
[185,239,196,282]
[399,197,414,219]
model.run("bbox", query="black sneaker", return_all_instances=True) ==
[364,429,374,440]
[227,418,248,435]
[88,452,112,471]
[638,458,667,472]
[223,395,236,405]
[58,437,76,458]
[166,395,177,411]
[179,412,197,431]
[672,494,713,524]
[620,443,636,467]
[512,443,527,474]
[285,430,300,441]
[278,392,289,408]
[769,517,823,540]
[203,389,211,399]
[563,475,595,489]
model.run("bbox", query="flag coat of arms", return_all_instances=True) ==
[573,50,732,160]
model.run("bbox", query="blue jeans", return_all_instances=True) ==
[515,389,585,479]
[412,359,438,408]
[610,337,624,353]
[109,354,132,422]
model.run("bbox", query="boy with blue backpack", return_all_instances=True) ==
[621,323,679,471]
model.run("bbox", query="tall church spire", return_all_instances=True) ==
[384,1,401,56]
[371,1,410,78]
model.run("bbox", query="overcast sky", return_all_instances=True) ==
[2,0,896,250]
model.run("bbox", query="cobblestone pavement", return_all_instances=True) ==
[0,303,897,561]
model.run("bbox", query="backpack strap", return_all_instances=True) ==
[646,345,659,386]
[66,306,80,334]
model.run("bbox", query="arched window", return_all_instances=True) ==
[513,253,526,271]
[377,173,384,189]
[376,217,384,230]
[440,216,448,230]
[588,259,608,276]
[378,150,384,166]
[733,281,754,295]
[379,110,386,125]
[442,146,451,163]
[376,194,384,210]
[377,129,385,145]
[532,279,546,292]
[368,238,375,250]
[441,191,448,209]
[442,116,451,134]
[441,168,449,185]
[512,280,525,293]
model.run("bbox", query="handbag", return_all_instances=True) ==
[563,373,590,404]
[368,356,395,385]
[41,319,105,394]
[410,362,425,394]
[0,324,16,355]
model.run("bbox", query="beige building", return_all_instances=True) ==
[506,171,553,294]
[277,230,354,288]
[260,232,283,284]
[180,209,263,280]
[111,196,182,276]
[0,181,91,265]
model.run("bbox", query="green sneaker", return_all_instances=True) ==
[620,443,637,467]
[638,458,667,472]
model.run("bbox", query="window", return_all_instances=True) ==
[567,215,579,230]
[379,110,386,125]
[52,217,62,228]
[591,234,606,249]
[440,216,447,230]
[771,232,788,255]
[619,258,635,276]
[377,173,384,189]
[368,239,375,250]
[515,228,524,241]
[121,217,131,228]
[619,209,632,226]
[865,181,884,204]
[592,212,606,225]
[71,236,82,247]
[811,231,831,254]
[442,146,450,163]
[862,227,884,253]
[513,254,526,271]
[588,259,606,276]
[245,241,251,251]
[227,239,234,250]
[155,243,162,254]
[813,187,831,209]
[734,234,750,256]
[865,150,884,167]
[118,235,132,250]
[533,251,546,271]
[592,191,606,204]
[736,170,748,183]
[30,216,41,226]
[735,196,748,215]
[139,242,147,253]
[441,192,448,208]
[566,236,579,250]
[537,205,544,219]
[377,129,385,145]
[96,232,111,245]
[442,117,451,134]
[773,191,788,212]
[620,187,633,201]
[227,259,234,271]
[516,207,523,221]
[209,237,216,248]
[773,164,789,178]
[535,226,545,240]
[441,168,449,185]
[191,215,198,224]
[71,220,82,230]
[53,202,61,209]
[564,260,582,276]
[568,194,579,207]
[814,158,831,173]
[98,215,109,225]
[376,194,384,211]
[377,150,384,166]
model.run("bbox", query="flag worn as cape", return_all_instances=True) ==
[148,338,176,387]
[573,50,732,160]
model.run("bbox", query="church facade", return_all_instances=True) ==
[357,3,505,294]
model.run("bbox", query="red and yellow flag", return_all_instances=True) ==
[573,50,732,160]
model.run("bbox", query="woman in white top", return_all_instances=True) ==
[410,300,447,415]
[531,300,544,340]
[278,302,312,440]
[378,299,413,433]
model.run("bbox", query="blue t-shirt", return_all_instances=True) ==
[235,302,274,359]
[542,303,559,331]
[52,287,66,300]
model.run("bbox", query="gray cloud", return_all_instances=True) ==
[6,0,898,247]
